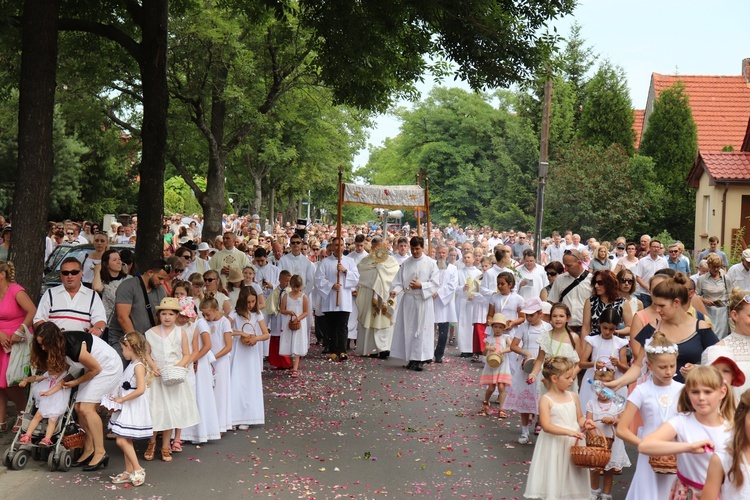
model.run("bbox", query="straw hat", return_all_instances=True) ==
[155,297,181,312]
[228,269,243,283]
[490,313,507,325]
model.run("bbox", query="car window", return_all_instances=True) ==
[53,247,94,270]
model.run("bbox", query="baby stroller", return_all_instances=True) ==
[3,385,81,471]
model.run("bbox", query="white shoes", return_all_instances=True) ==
[238,425,249,430]
[518,434,531,445]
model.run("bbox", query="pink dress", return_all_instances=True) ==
[0,283,28,389]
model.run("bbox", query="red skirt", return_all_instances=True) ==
[268,336,292,369]
[472,323,487,354]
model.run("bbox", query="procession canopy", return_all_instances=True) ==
[342,183,426,209]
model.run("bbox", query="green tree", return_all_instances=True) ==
[577,61,635,155]
[164,175,206,216]
[638,82,698,243]
[546,141,663,240]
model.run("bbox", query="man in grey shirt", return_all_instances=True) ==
[511,232,532,261]
[108,259,169,359]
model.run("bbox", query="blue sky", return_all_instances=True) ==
[354,0,750,168]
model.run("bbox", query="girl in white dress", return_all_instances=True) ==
[527,303,581,394]
[144,297,199,463]
[524,356,595,500]
[181,298,221,444]
[506,297,550,444]
[585,366,631,500]
[241,266,265,310]
[18,369,70,447]
[229,286,270,428]
[618,331,684,500]
[486,272,525,376]
[640,365,734,499]
[278,274,310,377]
[170,288,197,453]
[199,292,233,433]
[579,309,629,410]
[704,390,750,499]
[105,332,151,487]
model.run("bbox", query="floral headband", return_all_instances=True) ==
[644,344,678,355]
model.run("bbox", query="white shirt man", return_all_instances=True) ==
[279,236,316,291]
[315,238,360,360]
[634,240,669,298]
[393,237,410,265]
[727,249,750,291]
[34,258,106,334]
[566,234,585,252]
[547,250,592,330]
[389,238,440,371]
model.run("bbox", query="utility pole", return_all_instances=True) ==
[534,76,553,261]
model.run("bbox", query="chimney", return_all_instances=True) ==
[744,58,750,83]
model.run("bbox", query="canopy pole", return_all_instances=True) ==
[424,171,431,252]
[336,167,343,306]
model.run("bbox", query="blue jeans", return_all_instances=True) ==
[434,322,450,361]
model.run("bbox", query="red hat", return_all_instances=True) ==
[705,346,746,387]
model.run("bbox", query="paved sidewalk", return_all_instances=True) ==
[0,344,635,498]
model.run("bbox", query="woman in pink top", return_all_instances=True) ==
[0,261,37,431]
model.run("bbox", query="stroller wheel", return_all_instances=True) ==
[11,450,30,470]
[58,450,72,472]
[3,447,12,469]
[47,451,58,472]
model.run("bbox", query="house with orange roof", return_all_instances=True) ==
[637,58,750,254]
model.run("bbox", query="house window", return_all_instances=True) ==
[704,195,710,233]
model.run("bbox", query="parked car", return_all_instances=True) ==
[40,243,135,297]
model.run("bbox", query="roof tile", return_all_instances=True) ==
[633,109,644,149]
[699,151,750,181]
[651,74,750,151]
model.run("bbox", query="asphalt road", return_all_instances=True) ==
[0,343,636,499]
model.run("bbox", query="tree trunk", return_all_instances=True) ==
[251,169,263,217]
[10,0,60,300]
[135,0,169,271]
[269,185,275,227]
[201,152,226,242]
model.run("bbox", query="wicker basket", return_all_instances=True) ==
[649,454,677,474]
[161,365,188,386]
[61,430,86,450]
[486,352,503,369]
[571,427,611,469]
[585,424,614,449]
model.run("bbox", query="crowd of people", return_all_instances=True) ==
[2,212,750,497]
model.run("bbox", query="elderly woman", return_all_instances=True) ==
[0,261,36,432]
[32,322,122,470]
[696,253,732,339]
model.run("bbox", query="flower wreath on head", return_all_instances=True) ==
[644,344,679,355]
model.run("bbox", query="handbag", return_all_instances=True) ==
[288,313,301,331]
[6,325,32,386]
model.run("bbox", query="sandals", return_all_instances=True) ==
[480,401,490,415]
[111,471,131,484]
[39,437,53,447]
[0,421,7,432]
[144,441,156,461]
[19,434,31,444]
[11,413,24,433]
[534,422,542,435]
[170,439,183,453]
[131,468,146,486]
[290,370,299,378]
[161,448,172,462]
[497,410,509,419]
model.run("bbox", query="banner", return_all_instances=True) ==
[342,183,425,209]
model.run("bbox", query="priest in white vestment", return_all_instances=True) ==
[347,235,369,344]
[389,236,439,371]
[354,236,399,358]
